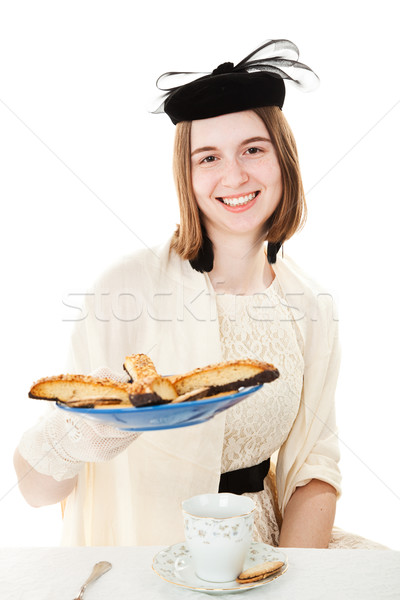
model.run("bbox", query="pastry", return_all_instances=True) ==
[29,355,279,409]
[129,375,178,406]
[28,374,133,408]
[123,353,158,382]
[168,359,279,397]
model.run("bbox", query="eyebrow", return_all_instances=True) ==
[191,136,272,157]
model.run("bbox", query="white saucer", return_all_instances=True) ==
[152,541,288,595]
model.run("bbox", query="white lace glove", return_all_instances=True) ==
[18,367,140,481]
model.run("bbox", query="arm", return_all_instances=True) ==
[15,409,139,509]
[279,478,337,548]
[276,283,342,524]
[15,369,139,508]
[13,448,77,508]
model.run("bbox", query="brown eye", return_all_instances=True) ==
[245,147,261,155]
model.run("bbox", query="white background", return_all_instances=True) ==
[1,0,399,549]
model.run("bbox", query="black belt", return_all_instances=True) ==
[218,459,270,495]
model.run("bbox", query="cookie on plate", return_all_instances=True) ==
[236,560,284,583]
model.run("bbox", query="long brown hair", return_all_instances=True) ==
[170,106,306,261]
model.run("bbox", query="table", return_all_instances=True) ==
[0,546,399,599]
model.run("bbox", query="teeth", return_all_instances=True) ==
[220,192,257,206]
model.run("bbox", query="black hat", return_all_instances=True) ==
[154,39,318,124]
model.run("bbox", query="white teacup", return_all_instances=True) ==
[181,493,255,582]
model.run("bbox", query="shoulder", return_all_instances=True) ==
[90,237,177,292]
[274,254,338,342]
[274,254,332,296]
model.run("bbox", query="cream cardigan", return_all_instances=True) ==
[61,238,341,546]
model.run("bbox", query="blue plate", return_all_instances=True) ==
[56,385,262,431]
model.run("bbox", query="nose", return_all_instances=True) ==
[221,158,249,188]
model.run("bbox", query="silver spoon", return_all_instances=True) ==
[72,561,112,600]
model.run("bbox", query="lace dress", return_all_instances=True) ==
[217,278,388,550]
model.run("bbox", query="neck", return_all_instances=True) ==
[208,232,275,295]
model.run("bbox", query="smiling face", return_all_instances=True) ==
[190,110,283,243]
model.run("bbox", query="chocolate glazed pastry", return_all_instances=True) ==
[168,359,280,397]
[29,356,280,409]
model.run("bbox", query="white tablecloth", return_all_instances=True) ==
[0,546,399,599]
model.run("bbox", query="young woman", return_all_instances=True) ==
[14,39,385,549]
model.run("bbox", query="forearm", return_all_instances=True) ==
[15,372,139,509]
[13,448,77,508]
[279,479,337,548]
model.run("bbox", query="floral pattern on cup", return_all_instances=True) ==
[184,513,254,544]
